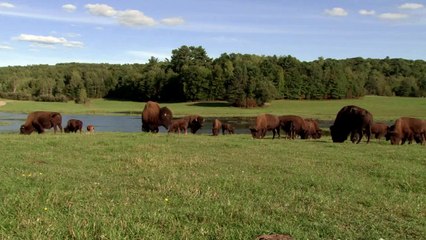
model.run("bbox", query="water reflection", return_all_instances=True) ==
[0,112,333,134]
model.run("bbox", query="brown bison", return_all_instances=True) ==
[212,119,222,136]
[222,123,235,135]
[330,105,373,143]
[185,115,204,134]
[64,119,83,133]
[141,101,173,133]
[303,118,322,139]
[168,118,189,134]
[386,117,425,145]
[371,122,388,140]
[278,115,307,139]
[20,111,63,134]
[87,124,95,133]
[168,115,204,134]
[250,114,280,139]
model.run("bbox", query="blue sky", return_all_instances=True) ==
[0,0,425,66]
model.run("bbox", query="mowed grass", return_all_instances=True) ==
[1,95,425,120]
[0,133,425,239]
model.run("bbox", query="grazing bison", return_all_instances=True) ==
[222,123,235,135]
[212,119,222,136]
[278,115,307,139]
[330,105,373,144]
[87,124,95,133]
[168,118,190,134]
[250,114,280,139]
[386,117,425,145]
[20,111,63,134]
[303,118,322,139]
[168,115,204,134]
[64,119,83,133]
[371,122,388,140]
[185,115,204,134]
[141,101,173,133]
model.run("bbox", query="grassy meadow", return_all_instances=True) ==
[1,95,425,121]
[0,96,425,239]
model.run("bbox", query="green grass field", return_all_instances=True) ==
[1,95,425,121]
[0,133,425,239]
[0,96,425,239]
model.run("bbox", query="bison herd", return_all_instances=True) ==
[18,102,425,145]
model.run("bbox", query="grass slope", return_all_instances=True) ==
[0,133,425,239]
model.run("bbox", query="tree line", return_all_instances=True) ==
[1,45,425,107]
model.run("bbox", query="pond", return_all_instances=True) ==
[0,112,333,134]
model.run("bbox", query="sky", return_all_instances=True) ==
[0,0,425,66]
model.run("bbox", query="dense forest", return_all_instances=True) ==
[1,45,425,107]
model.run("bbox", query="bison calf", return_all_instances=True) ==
[64,119,83,133]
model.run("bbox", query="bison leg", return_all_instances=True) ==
[356,129,363,144]
[364,126,371,144]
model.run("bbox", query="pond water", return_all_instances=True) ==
[0,112,333,134]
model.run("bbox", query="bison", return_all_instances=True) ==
[185,115,204,134]
[371,122,388,140]
[222,123,235,135]
[212,119,222,136]
[87,124,95,133]
[64,119,83,133]
[141,101,173,133]
[250,114,280,139]
[168,115,204,134]
[386,117,425,145]
[20,111,63,134]
[330,105,373,143]
[303,118,322,139]
[278,115,307,139]
[168,118,189,134]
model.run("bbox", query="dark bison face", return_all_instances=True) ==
[330,125,347,143]
[390,135,401,145]
[20,125,33,135]
[159,107,173,129]
[189,116,204,134]
[250,128,262,139]
[385,125,394,141]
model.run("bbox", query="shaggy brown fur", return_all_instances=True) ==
[20,111,63,134]
[330,105,373,144]
[141,101,173,133]
[212,119,222,136]
[64,119,83,133]
[250,114,280,139]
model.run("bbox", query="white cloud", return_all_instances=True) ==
[62,4,77,13]
[116,10,156,26]
[0,44,13,50]
[161,17,185,26]
[14,34,83,48]
[0,2,14,8]
[325,7,348,17]
[359,9,376,16]
[84,4,157,27]
[399,3,424,10]
[85,4,117,17]
[379,13,409,20]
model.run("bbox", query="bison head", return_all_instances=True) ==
[20,124,34,135]
[249,127,262,139]
[159,107,173,129]
[188,115,204,134]
[330,125,348,143]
